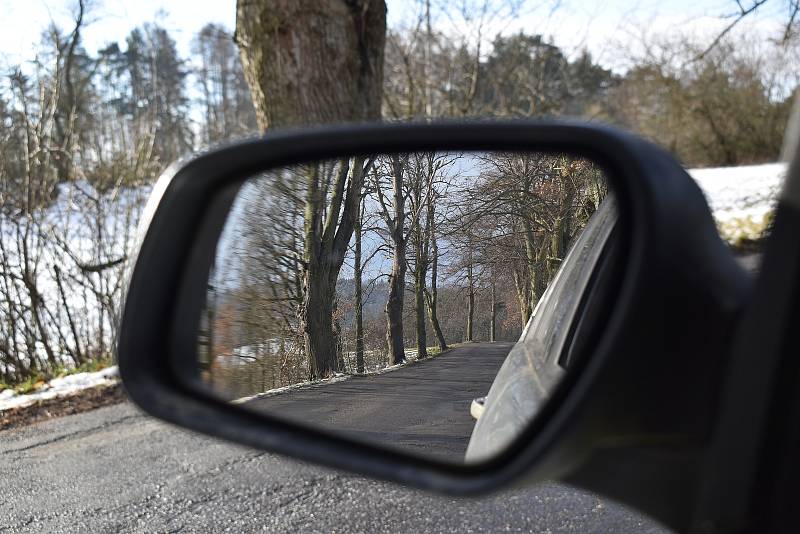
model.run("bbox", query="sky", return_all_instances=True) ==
[0,0,791,73]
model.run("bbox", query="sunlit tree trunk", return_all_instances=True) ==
[490,281,497,342]
[354,198,365,373]
[466,253,475,342]
[414,258,427,359]
[425,202,447,351]
[412,185,428,360]
[385,156,407,366]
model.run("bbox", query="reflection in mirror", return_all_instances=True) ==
[196,151,614,464]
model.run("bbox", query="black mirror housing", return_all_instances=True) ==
[117,121,750,533]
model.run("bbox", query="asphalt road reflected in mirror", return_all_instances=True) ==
[242,342,513,463]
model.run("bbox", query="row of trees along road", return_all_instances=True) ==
[0,0,796,387]
[202,150,607,397]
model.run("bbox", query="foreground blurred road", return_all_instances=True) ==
[1,344,669,533]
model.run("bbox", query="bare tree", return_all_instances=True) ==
[353,196,366,373]
[0,5,159,383]
[445,153,607,332]
[694,0,800,60]
[372,155,408,365]
[235,0,386,379]
[423,163,448,352]
[193,24,258,145]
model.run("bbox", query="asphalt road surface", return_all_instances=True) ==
[245,342,514,462]
[1,343,669,533]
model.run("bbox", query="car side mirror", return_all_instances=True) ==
[117,121,750,533]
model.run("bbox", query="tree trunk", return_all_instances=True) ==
[386,245,407,365]
[235,0,386,130]
[413,206,427,359]
[490,281,497,342]
[466,257,475,342]
[354,199,365,373]
[522,218,539,314]
[512,266,532,327]
[414,266,427,359]
[236,0,385,380]
[299,158,367,379]
[302,271,339,378]
[385,155,407,365]
[534,240,549,303]
[425,230,447,351]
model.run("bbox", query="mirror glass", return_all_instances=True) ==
[194,151,615,464]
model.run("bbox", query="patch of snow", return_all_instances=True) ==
[0,366,119,412]
[688,163,786,224]
[231,349,428,404]
[232,373,351,404]
[369,350,425,375]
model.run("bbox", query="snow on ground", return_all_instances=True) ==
[1,181,151,381]
[0,366,119,412]
[231,349,426,404]
[231,373,352,404]
[688,163,786,241]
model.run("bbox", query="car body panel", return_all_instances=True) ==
[467,197,617,462]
